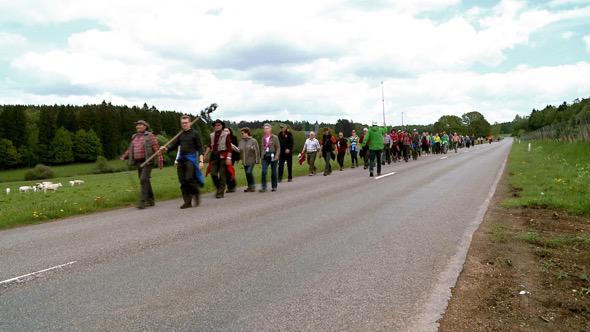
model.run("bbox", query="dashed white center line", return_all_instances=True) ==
[440,156,448,160]
[0,261,77,286]
[375,171,396,180]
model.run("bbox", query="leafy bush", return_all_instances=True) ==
[24,164,55,180]
[94,156,116,174]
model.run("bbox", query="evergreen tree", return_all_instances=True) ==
[37,106,57,163]
[51,127,74,164]
[0,138,20,169]
[73,129,102,162]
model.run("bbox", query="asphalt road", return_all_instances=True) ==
[0,139,512,331]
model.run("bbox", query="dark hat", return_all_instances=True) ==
[279,123,287,128]
[135,120,149,126]
[212,119,225,127]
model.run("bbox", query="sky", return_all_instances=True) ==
[0,0,589,125]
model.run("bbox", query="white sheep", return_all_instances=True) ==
[69,181,75,187]
[19,186,33,193]
[5,188,10,195]
[43,183,62,193]
[73,180,85,186]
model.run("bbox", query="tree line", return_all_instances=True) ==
[509,97,590,136]
[0,101,212,169]
[0,101,499,170]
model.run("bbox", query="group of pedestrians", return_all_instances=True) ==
[122,116,482,209]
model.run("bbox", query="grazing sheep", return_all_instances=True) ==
[72,180,85,186]
[19,186,33,193]
[43,183,62,193]
[5,188,9,195]
[69,181,75,187]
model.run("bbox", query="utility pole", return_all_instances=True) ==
[381,81,386,126]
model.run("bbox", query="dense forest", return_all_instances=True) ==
[0,101,499,169]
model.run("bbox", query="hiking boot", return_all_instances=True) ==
[271,188,277,192]
[288,178,292,182]
[146,200,155,207]
[180,203,192,209]
[369,172,374,177]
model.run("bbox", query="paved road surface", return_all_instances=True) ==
[0,139,512,331]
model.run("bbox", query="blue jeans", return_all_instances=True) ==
[244,164,255,189]
[261,158,277,190]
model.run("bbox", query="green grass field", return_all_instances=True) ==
[0,159,126,183]
[505,141,590,216]
[0,154,357,230]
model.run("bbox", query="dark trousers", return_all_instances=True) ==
[177,160,199,204]
[350,150,358,167]
[382,147,391,164]
[261,158,277,190]
[278,154,292,181]
[210,154,227,196]
[244,164,255,189]
[322,151,332,174]
[369,150,382,174]
[337,151,346,168]
[403,145,410,161]
[137,164,154,204]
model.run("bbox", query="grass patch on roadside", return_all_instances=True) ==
[504,141,590,216]
[0,155,356,230]
[519,231,590,248]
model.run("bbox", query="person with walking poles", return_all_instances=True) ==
[349,129,359,168]
[204,119,233,199]
[120,120,164,209]
[237,127,260,192]
[159,116,205,208]
[260,123,280,192]
[277,123,294,183]
[302,131,321,176]
[362,122,387,177]
[336,131,348,171]
[320,127,335,176]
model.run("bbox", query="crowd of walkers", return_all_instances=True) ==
[121,117,491,209]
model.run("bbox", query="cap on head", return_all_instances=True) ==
[135,120,148,127]
[279,123,286,129]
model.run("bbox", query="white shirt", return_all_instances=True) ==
[305,138,321,152]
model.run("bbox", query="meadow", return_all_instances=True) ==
[0,155,356,229]
[505,140,590,216]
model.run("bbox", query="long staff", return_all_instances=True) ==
[139,103,218,168]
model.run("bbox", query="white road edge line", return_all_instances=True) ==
[374,171,396,180]
[440,156,448,160]
[0,261,77,286]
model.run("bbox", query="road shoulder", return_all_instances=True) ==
[439,172,590,331]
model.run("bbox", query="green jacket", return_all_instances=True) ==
[362,125,388,150]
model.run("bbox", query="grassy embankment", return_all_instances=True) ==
[0,155,356,230]
[505,140,590,216]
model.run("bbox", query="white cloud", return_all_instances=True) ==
[585,35,590,52]
[2,0,590,125]
[562,31,574,39]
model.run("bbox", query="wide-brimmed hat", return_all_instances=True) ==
[135,119,149,126]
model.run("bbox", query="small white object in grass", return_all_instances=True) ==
[528,142,531,152]
[5,188,10,195]
[541,192,545,195]
[72,180,84,186]
[519,290,530,295]
[19,186,33,193]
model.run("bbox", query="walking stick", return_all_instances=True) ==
[139,103,218,168]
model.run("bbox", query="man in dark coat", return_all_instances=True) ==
[277,123,294,182]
